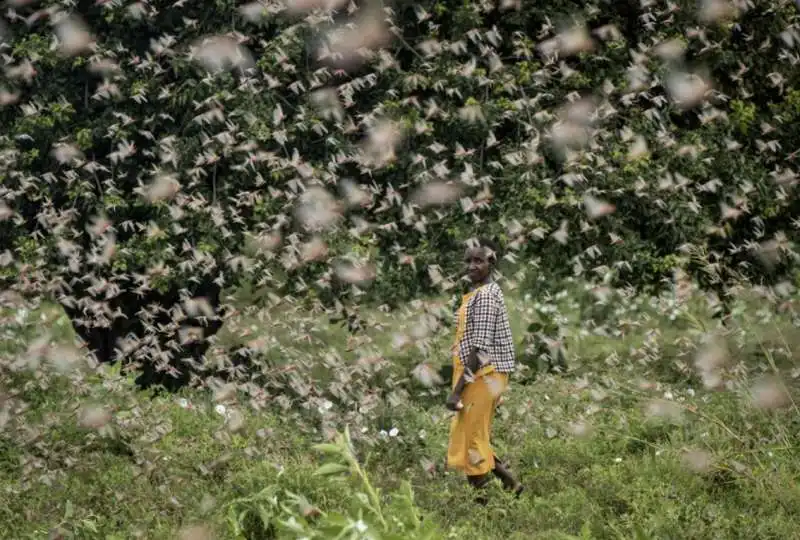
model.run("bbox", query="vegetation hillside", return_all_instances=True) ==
[3,286,800,538]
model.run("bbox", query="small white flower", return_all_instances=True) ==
[354,520,368,533]
[177,398,189,408]
[389,427,399,437]
[215,404,226,416]
[317,399,333,414]
[614,457,622,463]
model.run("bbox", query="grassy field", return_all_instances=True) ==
[1,281,800,539]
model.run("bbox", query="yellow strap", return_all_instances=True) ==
[451,285,494,375]
[452,290,475,353]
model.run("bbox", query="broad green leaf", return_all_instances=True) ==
[312,443,342,455]
[313,463,350,476]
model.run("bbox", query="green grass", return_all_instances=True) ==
[1,283,800,539]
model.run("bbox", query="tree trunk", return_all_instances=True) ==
[61,279,226,392]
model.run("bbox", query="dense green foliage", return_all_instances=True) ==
[2,1,800,306]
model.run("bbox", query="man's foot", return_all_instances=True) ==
[492,458,522,495]
[467,473,490,506]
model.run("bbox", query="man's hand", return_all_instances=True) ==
[445,392,464,411]
[447,372,468,411]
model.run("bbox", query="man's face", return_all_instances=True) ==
[464,246,491,284]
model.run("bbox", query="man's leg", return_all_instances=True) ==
[492,455,524,497]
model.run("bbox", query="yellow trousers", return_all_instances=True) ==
[445,361,508,476]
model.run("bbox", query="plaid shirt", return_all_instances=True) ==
[457,282,516,373]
